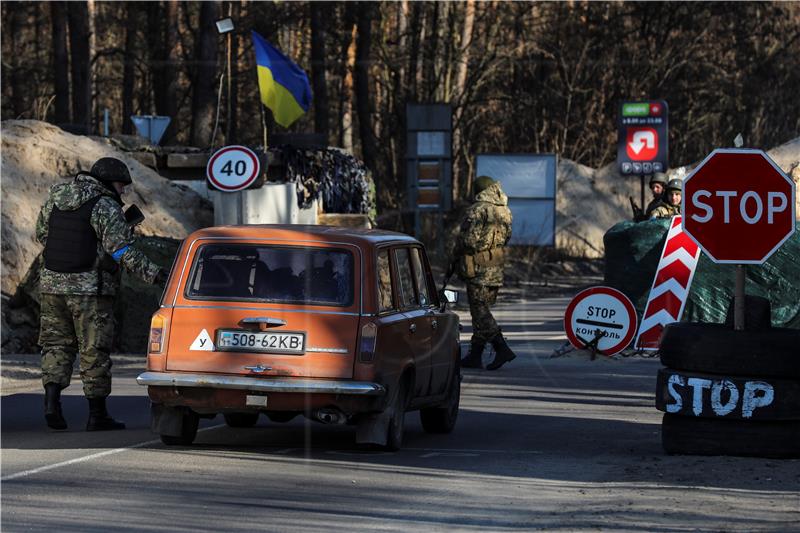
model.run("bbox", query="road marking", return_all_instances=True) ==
[407,447,542,455]
[1,424,225,482]
[419,452,479,458]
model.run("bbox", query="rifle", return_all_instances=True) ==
[629,196,646,222]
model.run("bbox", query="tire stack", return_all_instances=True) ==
[655,321,800,458]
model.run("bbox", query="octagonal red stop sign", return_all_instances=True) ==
[682,149,796,264]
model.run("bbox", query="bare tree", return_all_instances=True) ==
[355,2,378,173]
[51,2,70,124]
[66,1,91,133]
[310,2,329,141]
[190,1,220,147]
[120,3,140,134]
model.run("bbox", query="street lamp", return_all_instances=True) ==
[216,16,234,143]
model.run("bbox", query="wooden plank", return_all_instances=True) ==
[167,153,211,168]
[318,214,370,229]
[130,151,158,169]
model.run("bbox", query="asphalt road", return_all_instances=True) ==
[2,295,799,532]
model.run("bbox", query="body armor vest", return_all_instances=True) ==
[43,196,103,273]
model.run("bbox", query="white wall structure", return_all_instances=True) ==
[212,183,318,226]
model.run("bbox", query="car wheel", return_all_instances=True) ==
[420,371,460,434]
[384,380,408,452]
[160,410,200,446]
[224,412,260,428]
[662,414,800,458]
[659,322,800,379]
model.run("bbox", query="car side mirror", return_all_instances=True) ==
[443,289,459,304]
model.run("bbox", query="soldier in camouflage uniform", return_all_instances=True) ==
[36,157,167,431]
[452,176,516,371]
[643,173,667,218]
[650,178,682,219]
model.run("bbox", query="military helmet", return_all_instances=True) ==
[473,175,496,194]
[666,178,682,192]
[90,157,132,185]
[649,173,667,186]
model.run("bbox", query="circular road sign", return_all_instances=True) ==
[564,286,638,356]
[206,145,261,192]
[682,148,796,264]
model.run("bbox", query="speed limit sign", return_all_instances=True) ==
[206,145,261,192]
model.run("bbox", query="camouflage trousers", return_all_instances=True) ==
[467,283,501,343]
[39,293,115,398]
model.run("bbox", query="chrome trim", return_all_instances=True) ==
[306,347,349,354]
[137,371,385,396]
[172,236,364,314]
[173,304,359,316]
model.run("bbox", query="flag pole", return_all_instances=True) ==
[261,105,268,152]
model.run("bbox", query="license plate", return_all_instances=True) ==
[216,330,305,354]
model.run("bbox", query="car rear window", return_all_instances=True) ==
[186,244,354,307]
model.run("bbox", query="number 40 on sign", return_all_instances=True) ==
[206,145,262,192]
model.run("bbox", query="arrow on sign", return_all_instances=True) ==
[629,130,656,155]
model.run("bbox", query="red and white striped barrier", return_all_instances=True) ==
[635,216,701,350]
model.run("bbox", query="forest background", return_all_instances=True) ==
[2,1,799,216]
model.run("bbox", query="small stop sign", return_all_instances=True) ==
[682,149,796,264]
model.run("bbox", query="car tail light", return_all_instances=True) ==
[149,313,167,354]
[359,322,378,363]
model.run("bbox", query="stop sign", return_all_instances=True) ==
[682,149,796,264]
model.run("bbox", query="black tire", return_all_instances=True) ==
[224,412,260,428]
[662,414,800,458]
[160,410,199,446]
[420,371,460,433]
[723,295,772,331]
[655,368,800,420]
[266,412,298,423]
[659,322,800,378]
[384,380,408,452]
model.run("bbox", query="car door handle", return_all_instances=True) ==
[431,320,438,330]
[409,323,417,333]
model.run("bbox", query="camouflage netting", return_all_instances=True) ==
[604,220,800,329]
[2,236,181,354]
[278,145,376,219]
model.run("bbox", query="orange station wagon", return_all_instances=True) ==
[137,225,461,450]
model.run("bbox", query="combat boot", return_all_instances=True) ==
[86,397,126,431]
[487,332,516,371]
[460,340,485,369]
[44,383,67,430]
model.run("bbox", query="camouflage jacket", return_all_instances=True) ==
[35,174,161,296]
[644,196,663,218]
[453,182,513,286]
[650,201,681,219]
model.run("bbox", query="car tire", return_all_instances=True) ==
[659,322,800,379]
[384,380,408,452]
[420,371,460,434]
[224,412,259,428]
[662,413,800,458]
[160,410,200,446]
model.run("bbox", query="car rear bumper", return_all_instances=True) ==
[136,371,385,396]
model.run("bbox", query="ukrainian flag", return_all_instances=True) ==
[252,30,312,128]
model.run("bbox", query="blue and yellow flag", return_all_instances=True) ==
[252,30,312,128]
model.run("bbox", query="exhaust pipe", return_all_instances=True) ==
[315,408,347,425]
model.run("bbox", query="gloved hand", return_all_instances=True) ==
[154,269,169,285]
